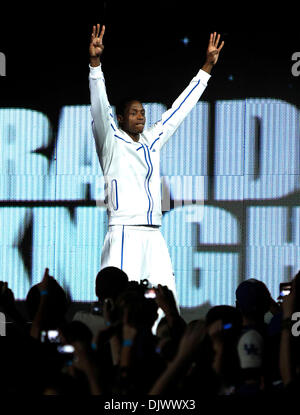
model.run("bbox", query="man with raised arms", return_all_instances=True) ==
[89,23,224,302]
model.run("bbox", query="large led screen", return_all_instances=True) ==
[1,99,299,307]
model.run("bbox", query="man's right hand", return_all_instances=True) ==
[89,23,105,66]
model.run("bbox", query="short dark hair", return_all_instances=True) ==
[115,97,142,117]
[95,266,129,302]
[235,278,270,317]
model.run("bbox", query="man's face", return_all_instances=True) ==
[118,100,145,135]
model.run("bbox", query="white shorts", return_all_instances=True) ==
[100,225,177,298]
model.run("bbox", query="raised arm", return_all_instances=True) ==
[89,23,105,67]
[89,24,117,158]
[147,32,224,149]
[201,32,224,74]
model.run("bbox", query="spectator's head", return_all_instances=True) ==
[26,277,70,329]
[237,329,264,369]
[237,328,264,384]
[95,267,129,304]
[235,279,271,321]
[206,305,243,331]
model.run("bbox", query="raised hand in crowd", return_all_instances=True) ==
[0,281,25,327]
[71,340,102,395]
[155,284,186,335]
[149,319,206,394]
[30,268,51,339]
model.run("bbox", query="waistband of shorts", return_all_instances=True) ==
[109,224,160,231]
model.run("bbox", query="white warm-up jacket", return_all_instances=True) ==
[89,64,210,226]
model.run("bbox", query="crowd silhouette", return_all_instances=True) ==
[0,266,300,397]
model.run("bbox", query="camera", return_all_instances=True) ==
[144,288,156,299]
[140,279,156,299]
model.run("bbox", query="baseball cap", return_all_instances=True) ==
[237,329,264,369]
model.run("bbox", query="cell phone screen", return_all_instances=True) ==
[41,330,60,343]
[47,330,60,343]
[279,283,291,297]
[57,345,74,354]
[145,288,156,299]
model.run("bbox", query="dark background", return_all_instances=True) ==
[0,1,299,119]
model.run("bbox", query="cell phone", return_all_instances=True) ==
[91,303,102,315]
[41,329,61,343]
[145,288,156,299]
[279,282,292,298]
[57,344,75,354]
[223,323,232,330]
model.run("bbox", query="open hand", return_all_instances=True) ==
[89,23,105,59]
[154,284,178,315]
[205,32,224,66]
